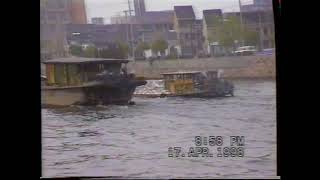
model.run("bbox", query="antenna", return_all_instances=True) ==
[128,0,133,16]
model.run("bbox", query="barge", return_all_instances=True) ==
[161,71,234,97]
[41,57,146,107]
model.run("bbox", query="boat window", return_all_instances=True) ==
[207,72,217,79]
[67,64,81,86]
[46,64,55,85]
[104,63,121,74]
[168,75,174,81]
[54,64,67,86]
[187,74,192,80]
[98,64,104,71]
[172,75,177,80]
[84,64,100,81]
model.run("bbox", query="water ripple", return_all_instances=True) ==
[42,80,276,178]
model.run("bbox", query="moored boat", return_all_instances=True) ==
[161,70,234,97]
[41,57,146,107]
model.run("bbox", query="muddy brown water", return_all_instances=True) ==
[42,79,276,178]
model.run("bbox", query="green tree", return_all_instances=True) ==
[217,16,242,48]
[206,15,223,43]
[269,31,275,48]
[151,39,168,55]
[83,45,98,58]
[117,41,129,58]
[98,42,129,59]
[243,30,259,46]
[69,44,83,56]
[135,41,150,57]
[98,48,110,58]
[210,16,261,46]
[136,42,150,52]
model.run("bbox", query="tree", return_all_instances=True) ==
[83,45,98,58]
[97,42,129,59]
[136,41,150,52]
[135,41,150,57]
[151,39,168,56]
[206,15,223,43]
[217,16,242,48]
[69,44,83,56]
[117,41,129,58]
[243,30,259,46]
[208,15,260,51]
[269,31,275,48]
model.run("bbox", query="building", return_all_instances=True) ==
[142,30,179,58]
[134,0,146,16]
[110,1,177,58]
[111,11,174,30]
[70,0,87,24]
[224,10,275,49]
[110,10,175,57]
[66,24,129,49]
[40,0,88,61]
[41,0,72,61]
[202,9,223,56]
[91,17,104,25]
[239,0,274,49]
[193,19,205,56]
[173,6,204,58]
[241,0,273,12]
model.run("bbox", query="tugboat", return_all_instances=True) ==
[41,57,146,107]
[161,70,234,97]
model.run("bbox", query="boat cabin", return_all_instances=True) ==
[206,70,219,80]
[161,71,199,94]
[43,57,129,87]
[162,71,220,95]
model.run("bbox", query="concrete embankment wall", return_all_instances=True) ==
[127,55,276,79]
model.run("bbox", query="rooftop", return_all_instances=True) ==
[203,9,222,15]
[203,9,223,26]
[174,6,195,19]
[111,11,174,24]
[43,57,130,64]
[141,11,174,24]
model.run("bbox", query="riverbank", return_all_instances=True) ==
[128,55,276,79]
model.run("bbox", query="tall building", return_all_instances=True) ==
[241,0,273,12]
[70,0,87,24]
[202,9,223,56]
[223,10,275,49]
[66,24,129,49]
[173,6,204,58]
[110,10,174,43]
[91,17,104,25]
[40,0,88,61]
[134,0,146,16]
[41,0,71,61]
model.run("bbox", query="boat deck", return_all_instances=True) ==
[42,81,102,90]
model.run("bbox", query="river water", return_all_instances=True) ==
[42,79,277,178]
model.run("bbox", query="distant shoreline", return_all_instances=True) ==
[138,77,276,81]
[130,55,276,79]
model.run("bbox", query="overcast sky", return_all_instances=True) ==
[85,0,255,23]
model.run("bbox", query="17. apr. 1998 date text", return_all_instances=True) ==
[168,136,245,158]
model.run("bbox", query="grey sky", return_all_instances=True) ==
[85,0,254,23]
